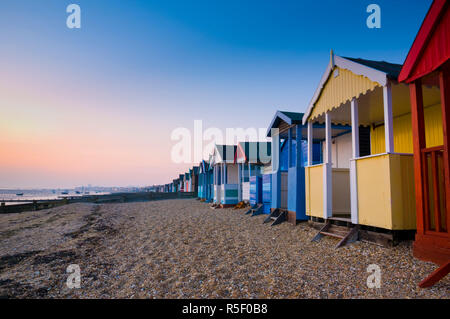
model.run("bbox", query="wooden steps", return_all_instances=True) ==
[245,204,263,215]
[263,209,287,226]
[312,221,360,249]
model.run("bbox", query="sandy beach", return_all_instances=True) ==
[0,199,448,298]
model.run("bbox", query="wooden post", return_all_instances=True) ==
[351,98,360,158]
[323,113,332,219]
[410,80,426,235]
[350,98,359,224]
[307,121,313,166]
[439,68,450,234]
[383,82,394,153]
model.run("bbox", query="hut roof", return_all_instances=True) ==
[235,141,272,164]
[302,52,402,124]
[267,111,304,137]
[212,144,237,165]
[399,0,450,83]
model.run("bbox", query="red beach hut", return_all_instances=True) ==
[398,0,450,286]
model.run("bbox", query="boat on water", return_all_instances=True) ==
[61,191,68,195]
[75,191,81,194]
[16,193,24,196]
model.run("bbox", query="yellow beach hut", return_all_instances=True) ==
[303,52,442,245]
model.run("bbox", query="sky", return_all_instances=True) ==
[0,0,432,188]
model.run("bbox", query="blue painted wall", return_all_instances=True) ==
[250,175,262,206]
[272,126,322,220]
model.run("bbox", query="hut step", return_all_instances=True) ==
[245,204,257,215]
[270,211,287,226]
[251,204,264,216]
[263,209,287,226]
[263,209,279,224]
[320,231,345,239]
[335,225,360,249]
[312,221,360,249]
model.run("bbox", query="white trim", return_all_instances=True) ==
[325,113,332,164]
[305,163,325,168]
[302,54,389,125]
[383,82,394,153]
[334,56,387,86]
[323,163,332,219]
[350,98,359,224]
[354,152,413,161]
[351,98,360,158]
[307,121,313,166]
[323,113,332,219]
[350,160,358,224]
[271,134,280,173]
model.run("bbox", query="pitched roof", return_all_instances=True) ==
[267,110,304,137]
[399,0,450,82]
[302,52,399,124]
[235,141,272,164]
[343,57,402,79]
[213,144,237,164]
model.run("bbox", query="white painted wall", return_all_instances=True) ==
[322,132,352,169]
[227,164,239,184]
[243,182,250,201]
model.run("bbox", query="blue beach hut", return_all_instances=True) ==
[266,111,328,225]
[211,144,238,207]
[234,142,271,207]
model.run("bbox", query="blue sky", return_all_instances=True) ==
[0,0,433,187]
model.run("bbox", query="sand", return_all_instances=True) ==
[0,199,448,298]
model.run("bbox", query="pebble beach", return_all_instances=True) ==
[0,199,448,298]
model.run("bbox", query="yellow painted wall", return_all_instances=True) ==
[371,103,443,154]
[357,154,393,229]
[310,67,380,121]
[389,154,416,230]
[356,154,416,230]
[305,165,324,218]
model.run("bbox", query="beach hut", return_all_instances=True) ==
[198,162,206,199]
[266,111,327,225]
[207,155,215,202]
[235,142,272,213]
[211,144,238,207]
[398,0,450,286]
[184,172,190,192]
[235,142,272,203]
[179,174,185,192]
[302,51,440,245]
[198,160,213,201]
[172,178,179,192]
[191,166,199,195]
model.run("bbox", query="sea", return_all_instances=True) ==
[0,189,110,206]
